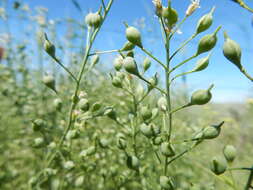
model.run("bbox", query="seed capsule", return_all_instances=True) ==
[223,145,236,163]
[140,123,153,138]
[159,176,174,190]
[117,136,127,149]
[91,102,102,112]
[126,155,139,171]
[44,34,55,58]
[210,157,227,175]
[33,137,45,148]
[196,26,221,55]
[143,57,151,72]
[32,119,46,132]
[123,56,139,75]
[113,56,123,71]
[190,84,213,105]
[162,7,178,27]
[192,55,210,72]
[223,32,242,69]
[202,121,224,139]
[121,41,135,51]
[148,74,158,91]
[66,130,80,140]
[91,54,99,65]
[104,107,117,120]
[79,98,89,112]
[157,96,167,111]
[153,136,163,145]
[53,98,62,111]
[140,106,152,121]
[160,142,175,157]
[125,26,143,48]
[112,76,123,88]
[196,7,215,34]
[85,12,102,28]
[43,75,56,92]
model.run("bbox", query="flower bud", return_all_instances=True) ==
[112,76,123,88]
[196,7,215,34]
[160,142,175,157]
[44,34,55,58]
[159,176,174,190]
[223,32,242,69]
[79,98,89,112]
[196,26,221,55]
[113,56,123,71]
[223,145,236,163]
[162,7,178,27]
[121,41,135,51]
[202,121,224,139]
[140,123,153,138]
[123,56,139,75]
[192,54,210,72]
[143,57,151,72]
[190,84,214,105]
[140,106,152,121]
[43,75,56,92]
[210,157,227,175]
[125,26,143,48]
[126,155,140,170]
[157,96,167,111]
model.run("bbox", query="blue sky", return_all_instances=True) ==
[2,0,253,102]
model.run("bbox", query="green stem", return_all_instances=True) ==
[169,71,194,86]
[235,0,253,13]
[89,49,119,56]
[169,16,188,40]
[168,54,197,74]
[169,103,191,114]
[240,67,253,82]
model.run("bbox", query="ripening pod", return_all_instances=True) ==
[159,176,174,190]
[148,74,158,91]
[33,137,45,148]
[223,32,242,69]
[117,136,127,149]
[91,102,102,112]
[75,176,84,187]
[153,136,163,145]
[192,54,210,72]
[157,97,167,112]
[43,75,56,93]
[104,107,117,120]
[63,160,75,170]
[123,56,139,75]
[209,157,227,175]
[85,12,102,28]
[190,84,214,105]
[150,123,161,136]
[44,34,55,58]
[160,142,175,157]
[79,98,89,112]
[121,41,135,51]
[112,76,123,88]
[53,98,62,111]
[126,155,140,171]
[91,54,99,65]
[196,26,220,55]
[79,146,96,158]
[125,26,143,48]
[113,56,124,71]
[223,145,236,163]
[140,123,153,138]
[66,130,80,140]
[202,121,224,139]
[162,7,178,27]
[143,57,151,72]
[32,119,46,132]
[99,138,110,148]
[140,106,152,121]
[126,50,134,57]
[196,7,215,34]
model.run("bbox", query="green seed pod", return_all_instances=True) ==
[85,13,93,26]
[148,74,158,91]
[223,145,236,163]
[126,50,134,57]
[43,75,56,92]
[143,57,151,72]
[190,84,214,105]
[44,34,55,58]
[121,41,135,51]
[192,54,210,72]
[91,102,102,112]
[157,97,167,112]
[202,121,224,139]
[210,157,227,175]
[63,160,75,170]
[223,32,242,69]
[196,7,215,34]
[123,56,139,75]
[66,130,80,140]
[91,54,99,65]
[159,176,174,190]
[140,106,152,121]
[112,76,123,88]
[53,98,62,111]
[117,136,127,149]
[32,119,46,132]
[150,123,161,136]
[153,136,163,145]
[75,176,84,187]
[196,26,221,55]
[79,98,89,112]
[85,12,102,28]
[160,142,175,157]
[126,155,140,171]
[126,26,143,48]
[33,137,45,148]
[113,56,123,71]
[104,107,117,120]
[140,123,153,138]
[99,138,109,148]
[162,7,178,27]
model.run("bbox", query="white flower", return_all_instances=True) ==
[186,0,200,16]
